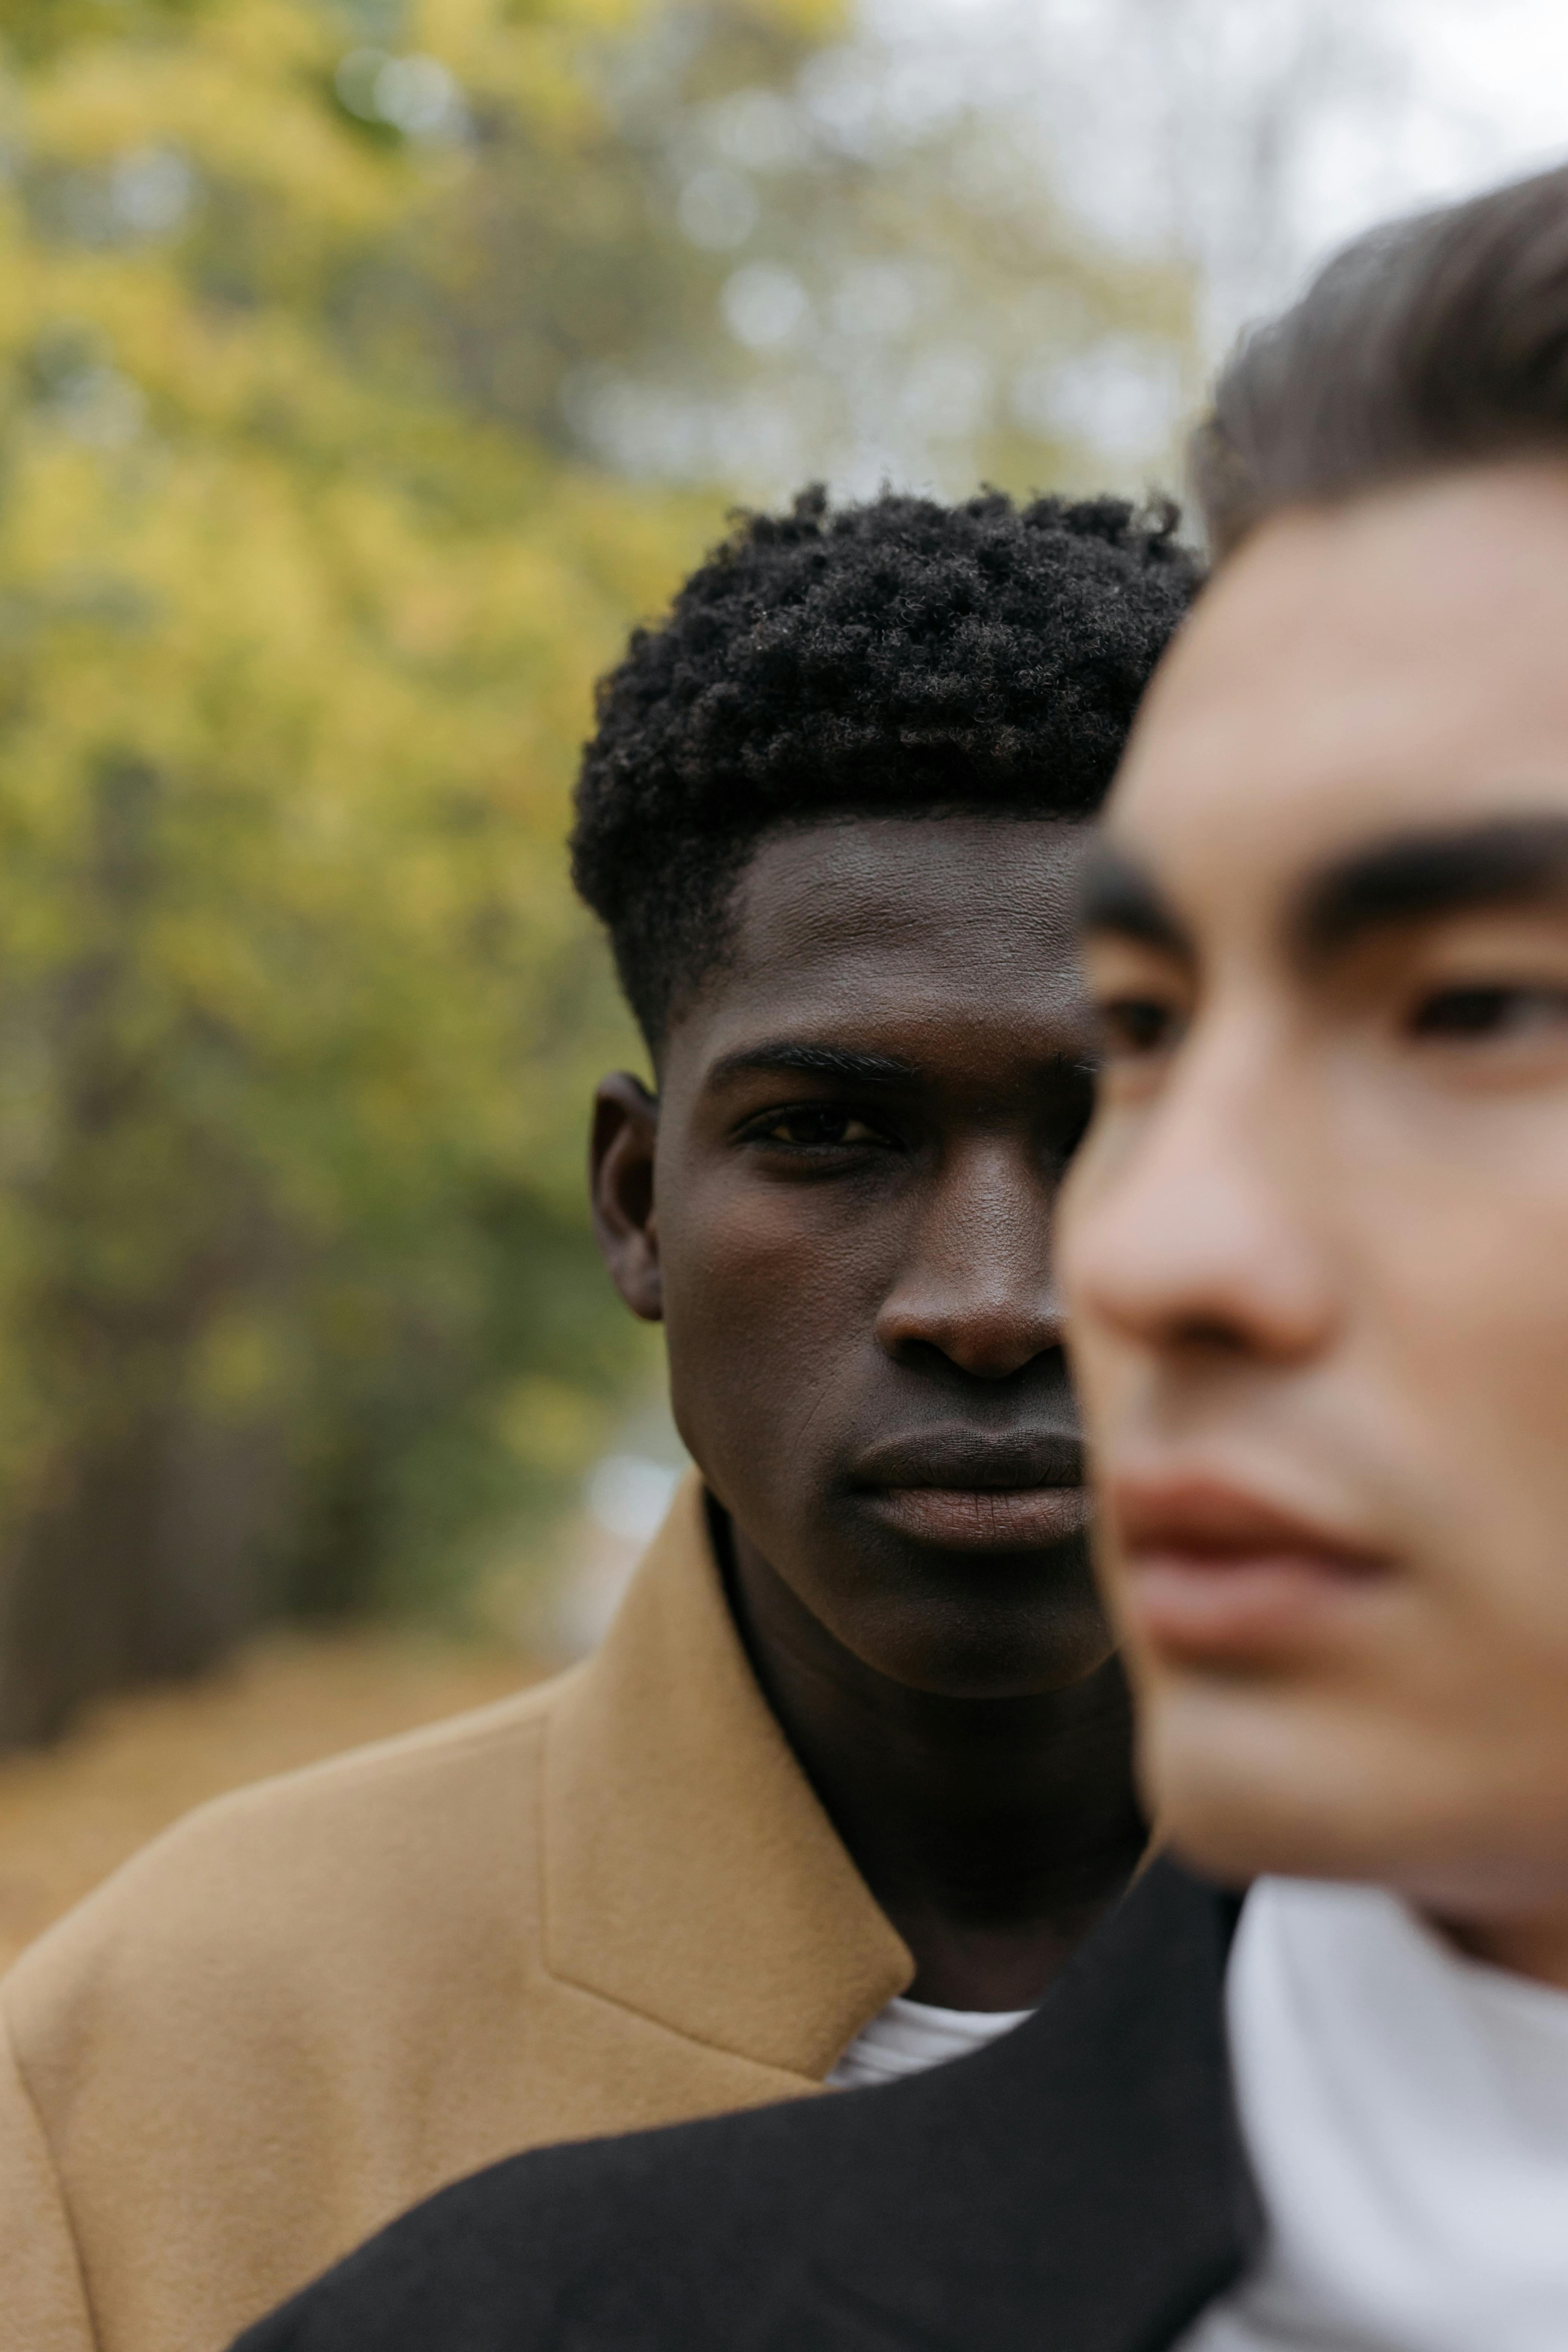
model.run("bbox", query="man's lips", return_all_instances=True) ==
[868,1486,1091,1550]
[1110,1477,1390,1660]
[851,1429,1087,1553]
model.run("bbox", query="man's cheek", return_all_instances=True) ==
[673,1192,875,1332]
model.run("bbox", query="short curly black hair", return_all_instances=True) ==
[571,485,1202,1048]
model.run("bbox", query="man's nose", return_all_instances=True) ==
[1061,1024,1336,1365]
[875,1142,1065,1379]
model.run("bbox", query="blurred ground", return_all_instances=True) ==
[0,1632,546,1972]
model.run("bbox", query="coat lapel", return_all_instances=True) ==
[542,1474,912,2080]
[228,1843,1254,2352]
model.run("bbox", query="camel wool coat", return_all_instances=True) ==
[0,1477,913,2352]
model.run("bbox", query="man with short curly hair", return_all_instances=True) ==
[0,487,1199,2352]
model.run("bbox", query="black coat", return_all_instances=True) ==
[233,1859,1259,2352]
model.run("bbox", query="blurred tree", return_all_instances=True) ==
[0,0,1194,1747]
[0,0,724,1744]
[339,2,1194,496]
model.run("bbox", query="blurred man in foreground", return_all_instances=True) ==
[1066,169,1568,2349]
[236,165,1568,2352]
[0,489,1197,2352]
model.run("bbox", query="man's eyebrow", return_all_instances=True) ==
[1296,812,1568,962]
[704,1040,924,1091]
[1078,843,1194,960]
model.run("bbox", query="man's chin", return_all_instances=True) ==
[852,1592,1119,1700]
[1138,1685,1458,1892]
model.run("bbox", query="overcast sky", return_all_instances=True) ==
[870,0,1568,354]
[595,2,1568,502]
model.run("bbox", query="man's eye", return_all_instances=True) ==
[1093,997,1181,1058]
[1410,983,1568,1040]
[752,1107,884,1148]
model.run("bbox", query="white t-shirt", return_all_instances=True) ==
[827,1993,1034,2090]
[1178,1874,1568,2352]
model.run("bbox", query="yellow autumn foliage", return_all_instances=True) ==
[0,0,843,1743]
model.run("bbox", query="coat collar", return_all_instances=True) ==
[792,1856,1260,2351]
[541,1473,912,2079]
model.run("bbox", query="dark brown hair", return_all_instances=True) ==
[1194,164,1568,559]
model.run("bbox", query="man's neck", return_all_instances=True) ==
[719,1506,1147,2010]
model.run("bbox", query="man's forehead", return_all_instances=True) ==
[664,818,1098,1088]
[727,814,1091,976]
[1109,470,1568,908]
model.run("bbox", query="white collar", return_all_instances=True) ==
[1179,1874,1568,2352]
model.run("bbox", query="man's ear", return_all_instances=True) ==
[590,1072,662,1321]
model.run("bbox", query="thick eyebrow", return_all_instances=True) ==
[703,1040,925,1093]
[1078,843,1195,962]
[1295,812,1568,963]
